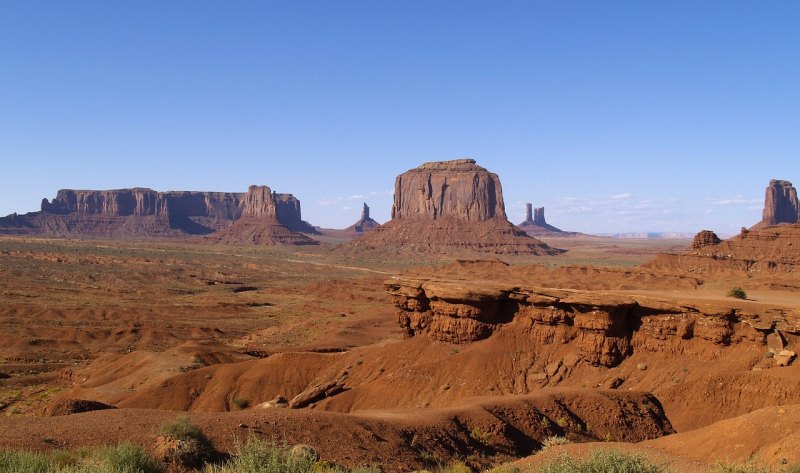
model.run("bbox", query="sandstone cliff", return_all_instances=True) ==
[0,185,317,243]
[387,276,797,364]
[206,185,318,245]
[755,179,800,228]
[351,159,562,255]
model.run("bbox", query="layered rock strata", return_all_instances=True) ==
[691,230,722,250]
[647,224,800,276]
[206,185,317,245]
[387,277,797,367]
[0,185,317,244]
[352,159,562,255]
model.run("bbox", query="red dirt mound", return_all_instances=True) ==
[0,389,672,471]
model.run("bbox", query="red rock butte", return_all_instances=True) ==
[351,159,563,255]
[517,203,576,236]
[754,179,800,228]
[0,185,317,244]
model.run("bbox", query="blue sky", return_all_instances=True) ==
[1,1,798,234]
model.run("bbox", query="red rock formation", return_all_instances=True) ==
[691,230,722,250]
[208,185,317,245]
[646,224,800,276]
[1,185,317,243]
[517,203,572,236]
[351,159,562,255]
[391,159,505,222]
[387,276,784,367]
[755,179,800,228]
[346,203,381,234]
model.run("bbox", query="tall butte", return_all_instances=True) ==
[351,159,562,255]
[517,203,568,236]
[208,185,318,245]
[753,179,800,228]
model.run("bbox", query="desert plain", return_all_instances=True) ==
[1,161,800,473]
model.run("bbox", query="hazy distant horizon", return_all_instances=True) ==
[2,1,797,234]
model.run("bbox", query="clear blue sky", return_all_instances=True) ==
[2,1,798,234]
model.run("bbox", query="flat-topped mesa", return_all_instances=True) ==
[757,179,799,228]
[41,187,244,220]
[350,159,563,255]
[40,188,243,219]
[2,184,318,243]
[692,230,722,250]
[391,158,505,222]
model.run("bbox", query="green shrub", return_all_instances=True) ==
[707,461,768,473]
[540,436,572,451]
[202,437,363,473]
[727,287,747,300]
[158,415,204,442]
[0,443,164,473]
[469,427,492,447]
[100,442,165,473]
[536,450,670,473]
[0,449,54,472]
[232,398,249,410]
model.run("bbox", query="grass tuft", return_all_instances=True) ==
[536,449,670,473]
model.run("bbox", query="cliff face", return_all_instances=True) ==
[759,180,800,227]
[41,188,244,219]
[391,159,505,222]
[1,185,317,243]
[387,277,788,366]
[351,159,562,255]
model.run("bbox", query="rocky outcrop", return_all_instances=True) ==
[40,188,243,220]
[1,185,317,243]
[646,224,800,278]
[756,180,799,228]
[387,277,793,367]
[207,185,318,245]
[518,203,572,236]
[391,159,505,222]
[691,230,722,250]
[351,160,562,255]
[239,185,316,233]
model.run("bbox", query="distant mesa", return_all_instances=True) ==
[0,185,317,245]
[207,185,318,245]
[350,159,563,255]
[517,203,576,237]
[753,179,799,228]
